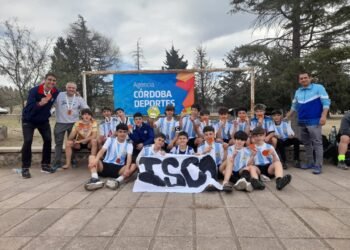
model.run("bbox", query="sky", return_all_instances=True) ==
[0,0,270,86]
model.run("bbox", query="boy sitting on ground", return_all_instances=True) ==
[63,109,98,169]
[85,123,136,191]
[251,127,292,190]
[170,131,195,155]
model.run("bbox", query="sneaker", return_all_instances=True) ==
[300,163,314,170]
[22,168,31,179]
[294,160,301,168]
[251,178,265,190]
[223,182,234,193]
[234,178,248,191]
[52,163,62,171]
[337,161,349,170]
[312,165,322,175]
[276,174,292,190]
[106,179,120,190]
[260,174,271,182]
[84,178,104,191]
[41,165,56,174]
[245,182,253,192]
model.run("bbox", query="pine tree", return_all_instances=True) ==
[163,45,188,69]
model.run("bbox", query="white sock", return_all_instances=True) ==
[116,176,124,182]
[91,173,98,179]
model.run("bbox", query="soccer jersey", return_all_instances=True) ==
[99,117,119,138]
[253,143,279,165]
[233,120,249,132]
[198,120,215,134]
[181,115,200,139]
[102,137,133,165]
[227,145,252,172]
[170,145,195,155]
[250,116,274,133]
[155,117,178,144]
[273,121,294,140]
[116,116,134,126]
[197,141,224,165]
[214,120,233,140]
[72,120,98,140]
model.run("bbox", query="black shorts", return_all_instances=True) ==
[217,169,239,183]
[257,164,275,179]
[74,143,89,151]
[188,138,197,152]
[98,162,123,178]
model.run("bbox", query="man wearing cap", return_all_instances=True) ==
[285,71,330,174]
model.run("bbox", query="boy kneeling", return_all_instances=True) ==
[85,123,136,191]
[251,127,292,190]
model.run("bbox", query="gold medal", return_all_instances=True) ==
[67,109,72,115]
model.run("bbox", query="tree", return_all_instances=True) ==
[132,38,145,70]
[163,45,188,69]
[50,15,121,110]
[193,45,216,109]
[0,19,51,108]
[0,86,20,113]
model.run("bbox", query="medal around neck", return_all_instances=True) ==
[147,106,160,119]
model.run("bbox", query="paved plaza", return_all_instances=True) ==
[0,164,350,250]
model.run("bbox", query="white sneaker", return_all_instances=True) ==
[234,178,248,191]
[245,183,253,192]
[260,174,271,182]
[106,179,120,190]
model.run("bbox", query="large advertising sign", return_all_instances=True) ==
[113,73,194,115]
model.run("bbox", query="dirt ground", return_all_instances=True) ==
[0,114,343,147]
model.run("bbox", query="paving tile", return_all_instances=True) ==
[18,192,66,208]
[65,236,111,250]
[119,208,161,236]
[157,208,192,236]
[295,208,350,238]
[106,190,141,208]
[109,236,151,250]
[288,174,320,191]
[0,209,38,235]
[303,191,350,208]
[196,237,237,250]
[80,208,129,236]
[152,237,192,250]
[22,236,71,250]
[221,191,253,208]
[249,191,286,208]
[47,192,90,208]
[239,237,283,250]
[281,239,329,250]
[196,208,232,237]
[194,192,224,208]
[165,193,193,208]
[41,209,98,236]
[331,191,350,204]
[329,208,350,227]
[136,193,166,208]
[76,190,116,208]
[0,237,32,250]
[0,192,40,208]
[259,207,316,238]
[227,208,274,238]
[272,189,318,208]
[325,239,350,250]
[5,209,66,236]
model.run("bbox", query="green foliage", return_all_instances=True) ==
[163,45,188,69]
[0,86,20,112]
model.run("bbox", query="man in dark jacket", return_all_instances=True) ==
[21,73,60,178]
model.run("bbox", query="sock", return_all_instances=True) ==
[91,172,98,179]
[338,154,346,162]
[116,176,124,182]
[276,177,281,183]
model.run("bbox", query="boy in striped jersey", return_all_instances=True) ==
[251,127,292,190]
[250,104,275,146]
[151,104,178,152]
[179,104,201,151]
[271,110,301,169]
[195,110,214,146]
[232,107,250,134]
[85,123,136,191]
[215,107,233,145]
[136,133,167,166]
[98,107,119,147]
[170,131,195,155]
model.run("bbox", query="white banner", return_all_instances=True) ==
[133,154,223,193]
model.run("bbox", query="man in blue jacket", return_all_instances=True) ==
[285,71,330,174]
[21,73,60,178]
[128,112,154,163]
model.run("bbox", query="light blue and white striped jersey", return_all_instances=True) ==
[273,121,294,140]
[155,117,178,144]
[99,117,119,137]
[116,116,134,126]
[253,143,279,166]
[102,137,133,165]
[227,145,252,172]
[214,120,233,140]
[170,145,195,155]
[233,120,249,132]
[198,120,215,135]
[250,116,275,133]
[136,144,165,165]
[181,115,200,139]
[197,141,224,165]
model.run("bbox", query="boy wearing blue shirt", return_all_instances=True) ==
[250,104,275,146]
[251,127,292,190]
[215,107,233,145]
[86,123,135,191]
[98,107,119,147]
[170,131,195,155]
[179,104,201,151]
[271,110,301,169]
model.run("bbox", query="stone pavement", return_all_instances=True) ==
[0,164,350,250]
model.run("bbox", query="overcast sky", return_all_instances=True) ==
[0,0,270,85]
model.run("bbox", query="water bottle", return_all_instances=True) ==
[329,126,337,145]
[12,168,22,174]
